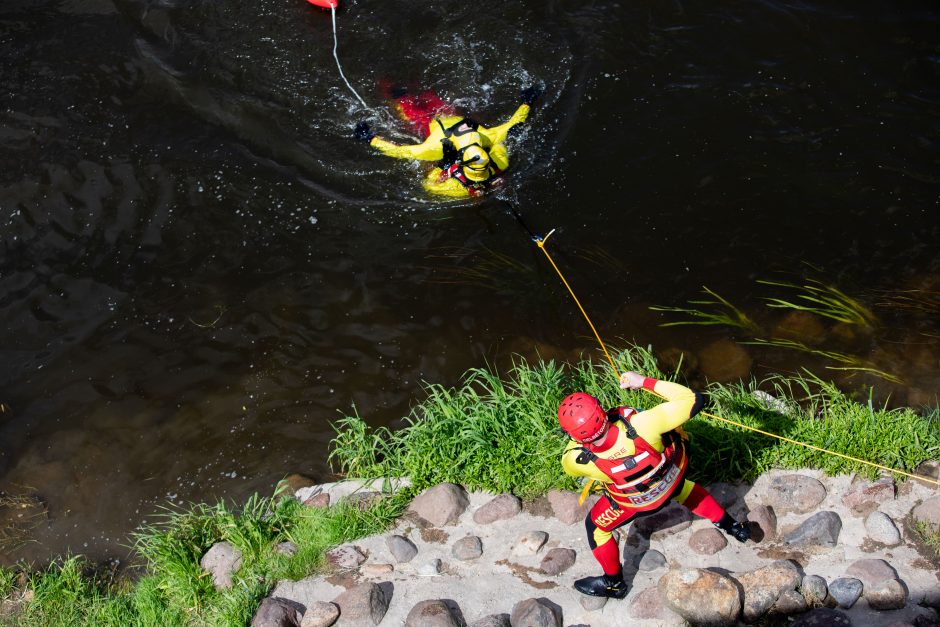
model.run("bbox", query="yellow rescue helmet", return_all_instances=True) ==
[461,145,490,182]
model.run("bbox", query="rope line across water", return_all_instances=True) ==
[331,7,369,109]
[532,232,940,488]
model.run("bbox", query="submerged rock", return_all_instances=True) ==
[698,340,752,383]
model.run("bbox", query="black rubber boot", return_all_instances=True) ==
[574,573,629,599]
[715,512,751,543]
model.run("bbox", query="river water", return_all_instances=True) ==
[1,0,938,564]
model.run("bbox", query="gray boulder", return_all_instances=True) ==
[800,574,828,606]
[473,493,522,524]
[539,548,576,575]
[689,527,728,555]
[659,567,742,625]
[509,598,561,627]
[452,535,483,561]
[407,483,469,526]
[772,590,808,615]
[578,594,607,611]
[511,531,548,555]
[300,601,340,627]
[749,474,827,514]
[747,505,777,542]
[333,582,389,626]
[405,600,461,627]
[828,577,863,609]
[326,545,366,570]
[866,579,908,610]
[733,560,802,622]
[784,511,842,547]
[865,511,902,546]
[913,459,940,488]
[387,534,418,563]
[845,558,898,589]
[251,597,302,627]
[469,615,510,627]
[629,586,667,620]
[912,495,940,530]
[635,549,667,572]
[546,490,593,525]
[842,477,894,513]
[200,541,243,590]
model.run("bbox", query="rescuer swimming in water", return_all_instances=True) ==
[558,371,751,599]
[352,85,541,198]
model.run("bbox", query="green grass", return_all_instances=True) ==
[2,494,404,627]
[743,338,902,383]
[649,287,762,335]
[913,521,940,557]
[329,348,664,498]
[686,373,939,483]
[3,346,938,625]
[759,278,878,327]
[329,347,939,489]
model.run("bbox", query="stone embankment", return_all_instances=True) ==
[201,466,940,627]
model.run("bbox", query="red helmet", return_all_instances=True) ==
[557,393,608,443]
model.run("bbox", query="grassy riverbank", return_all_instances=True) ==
[2,347,938,625]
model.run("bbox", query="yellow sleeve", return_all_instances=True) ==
[369,133,444,161]
[632,380,701,445]
[561,441,611,482]
[478,104,530,146]
[488,143,510,171]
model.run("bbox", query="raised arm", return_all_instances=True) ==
[620,372,705,437]
[478,104,530,146]
[353,121,445,161]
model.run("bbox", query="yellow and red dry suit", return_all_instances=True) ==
[561,377,729,576]
[368,103,530,199]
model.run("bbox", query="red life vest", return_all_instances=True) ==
[577,408,689,510]
[438,162,504,197]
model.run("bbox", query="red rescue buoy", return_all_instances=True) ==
[307,0,338,8]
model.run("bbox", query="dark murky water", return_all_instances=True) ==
[1,0,938,564]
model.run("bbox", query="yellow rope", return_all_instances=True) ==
[533,233,940,488]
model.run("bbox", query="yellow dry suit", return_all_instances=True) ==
[368,105,530,198]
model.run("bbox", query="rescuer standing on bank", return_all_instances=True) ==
[558,371,752,599]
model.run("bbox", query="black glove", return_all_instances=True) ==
[520,85,543,106]
[353,121,375,142]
